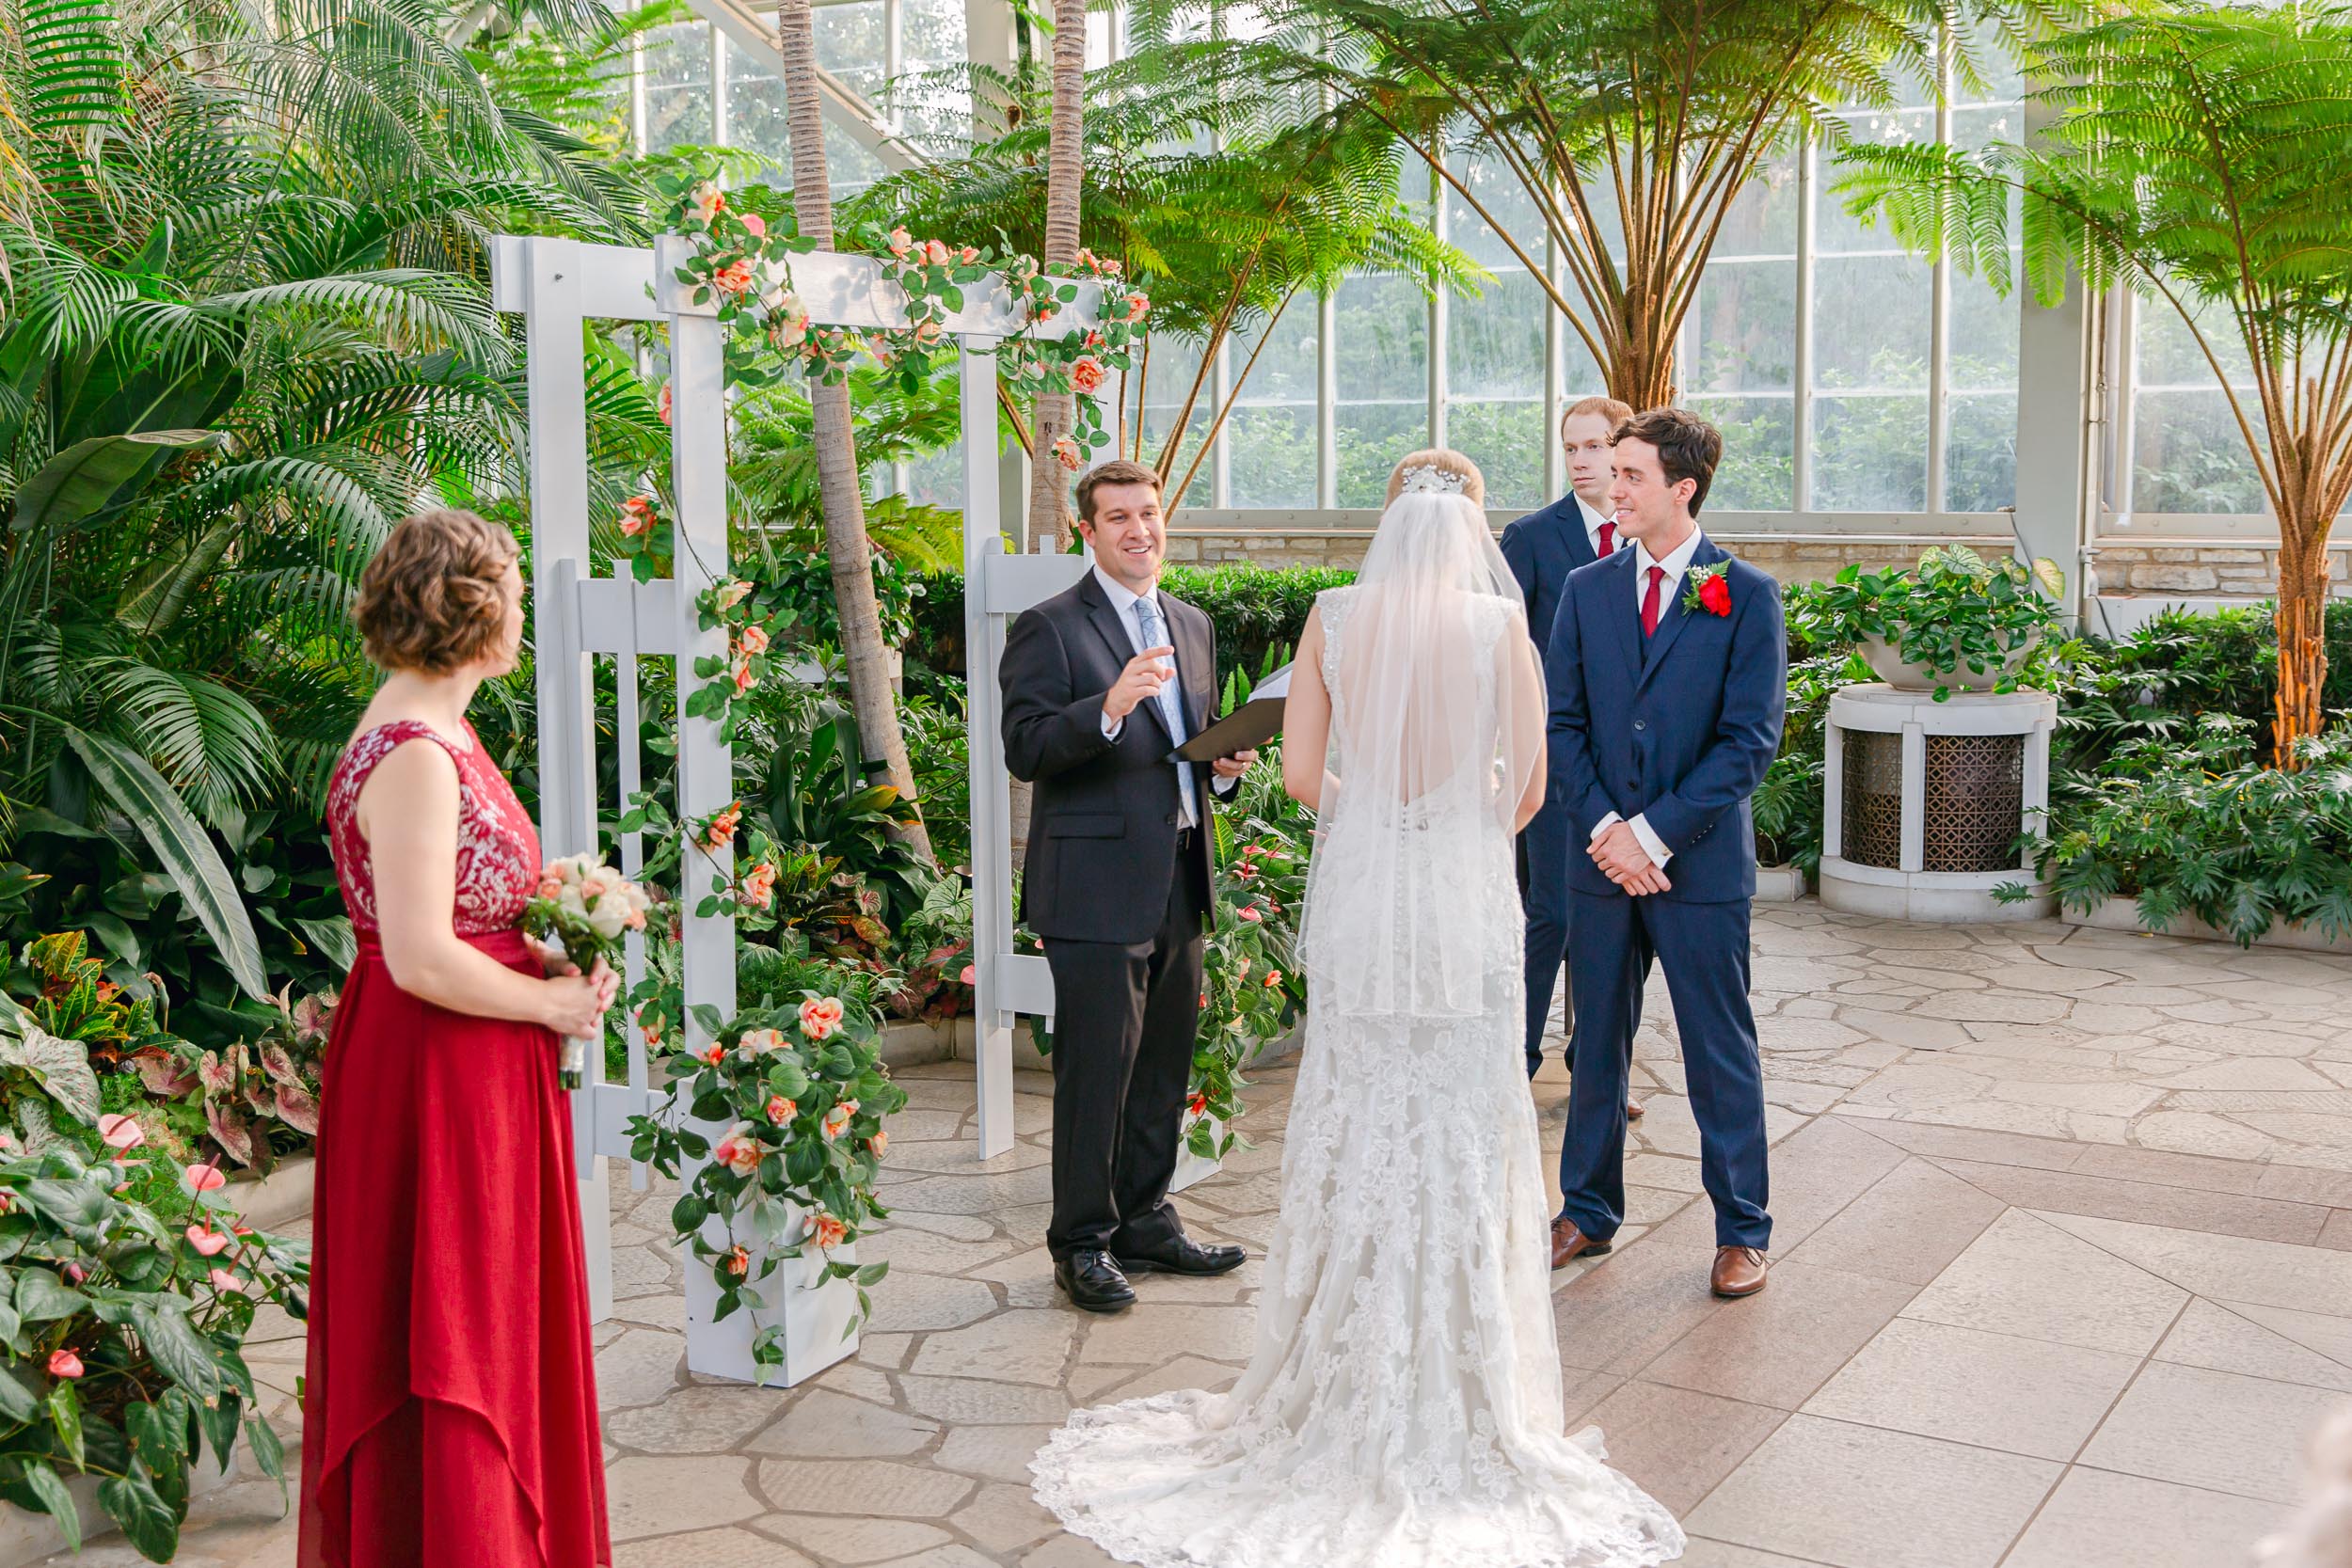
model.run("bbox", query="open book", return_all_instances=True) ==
[1169,663,1291,763]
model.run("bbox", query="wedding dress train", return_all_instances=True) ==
[1031,571,1684,1568]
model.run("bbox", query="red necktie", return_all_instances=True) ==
[1597,521,1616,558]
[1642,564,1665,637]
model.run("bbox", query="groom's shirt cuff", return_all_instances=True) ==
[1591,811,1673,868]
[1101,711,1123,740]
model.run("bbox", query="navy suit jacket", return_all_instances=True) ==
[1499,493,1603,656]
[1543,535,1788,904]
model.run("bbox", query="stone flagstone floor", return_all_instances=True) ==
[45,906,2352,1568]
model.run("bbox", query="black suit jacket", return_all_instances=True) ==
[1001,571,1218,944]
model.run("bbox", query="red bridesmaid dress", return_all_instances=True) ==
[299,720,612,1568]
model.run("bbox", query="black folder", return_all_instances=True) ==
[1169,664,1292,762]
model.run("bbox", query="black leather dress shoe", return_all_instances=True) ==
[1113,1235,1247,1276]
[1055,1249,1136,1313]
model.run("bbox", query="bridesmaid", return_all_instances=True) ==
[299,509,615,1568]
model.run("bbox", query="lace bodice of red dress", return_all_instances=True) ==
[326,721,542,937]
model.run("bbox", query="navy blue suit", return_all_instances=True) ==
[1499,495,1607,1073]
[1544,534,1787,1249]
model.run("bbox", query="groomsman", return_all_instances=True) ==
[1000,460,1253,1314]
[1543,408,1786,1299]
[1501,397,1645,1116]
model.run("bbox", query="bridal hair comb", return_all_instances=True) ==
[1394,464,1471,497]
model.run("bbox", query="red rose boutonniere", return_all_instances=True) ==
[1683,562,1732,617]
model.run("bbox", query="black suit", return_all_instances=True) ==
[1001,570,1217,1260]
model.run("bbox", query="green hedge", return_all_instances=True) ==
[908,562,1357,694]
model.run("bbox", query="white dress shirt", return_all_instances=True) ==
[1575,494,1616,559]
[1592,528,1708,870]
[1092,565,1204,828]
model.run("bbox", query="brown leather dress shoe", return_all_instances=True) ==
[1549,1216,1613,1271]
[1711,1245,1769,1298]
[1627,1100,1645,1120]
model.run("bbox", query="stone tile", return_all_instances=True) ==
[1832,1115,2083,1172]
[607,1456,764,1542]
[2065,1142,2269,1195]
[756,1457,977,1518]
[2153,1298,2352,1395]
[898,1373,1073,1425]
[871,1547,998,1568]
[908,1309,1080,1384]
[1755,1115,1910,1251]
[757,1515,953,1564]
[2257,1164,2352,1208]
[2079,1361,2350,1504]
[604,1382,795,1454]
[2000,1468,2289,1568]
[1779,1157,2005,1287]
[2035,1212,2352,1318]
[1074,1305,1252,1364]
[1929,1156,2330,1245]
[748,1388,941,1458]
[1801,1318,2139,1461]
[1683,1415,2061,1568]
[1900,1210,2188,1356]
[1020,1537,1128,1568]
[1091,1354,1240,1403]
[1672,1543,1836,1568]
[2219,1300,2352,1369]
[1640,1260,1915,1411]
[612,1527,815,1567]
[1551,1214,1736,1374]
[862,1272,1003,1334]
[2322,1211,2352,1252]
[596,1327,688,1409]
[934,1422,1057,1484]
[951,1481,1061,1553]
[1574,1379,1789,1515]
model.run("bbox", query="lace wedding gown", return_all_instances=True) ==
[1031,581,1685,1568]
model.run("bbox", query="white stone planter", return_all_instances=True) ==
[1171,1116,1226,1194]
[0,1447,235,1568]
[220,1153,315,1233]
[2060,896,2352,957]
[1820,685,2058,923]
[1858,633,2031,692]
[1754,863,1805,903]
[685,1199,859,1389]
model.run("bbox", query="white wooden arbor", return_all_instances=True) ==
[489,232,1098,1385]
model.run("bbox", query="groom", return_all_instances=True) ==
[1543,408,1786,1299]
[1000,458,1252,1315]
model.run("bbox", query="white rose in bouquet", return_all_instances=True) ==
[524,853,653,1089]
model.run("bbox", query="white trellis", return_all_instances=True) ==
[489,232,1098,1385]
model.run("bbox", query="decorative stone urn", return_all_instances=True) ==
[1819,685,2057,923]
[1856,634,2032,693]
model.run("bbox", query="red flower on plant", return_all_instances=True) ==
[703,803,743,850]
[47,1350,82,1380]
[1237,905,1263,922]
[803,1210,848,1249]
[724,1244,750,1276]
[1186,1093,1208,1117]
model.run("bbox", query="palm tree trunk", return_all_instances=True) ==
[2274,517,2330,768]
[1010,0,1089,865]
[777,0,933,864]
[1023,0,1089,556]
[1604,267,1678,409]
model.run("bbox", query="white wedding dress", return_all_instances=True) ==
[1031,503,1686,1568]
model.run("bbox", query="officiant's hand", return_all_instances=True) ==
[1104,644,1178,722]
[1591,821,1671,895]
[1211,748,1258,780]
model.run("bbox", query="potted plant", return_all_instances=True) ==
[1808,546,2065,700]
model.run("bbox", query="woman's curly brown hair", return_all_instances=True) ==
[354,509,520,674]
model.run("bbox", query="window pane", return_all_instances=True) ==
[644,23,713,151]
[1813,394,1929,511]
[814,0,885,102]
[1448,271,1544,509]
[2133,390,2265,514]
[1945,265,2017,510]
[898,0,971,148]
[725,51,790,173]
[1335,273,1428,506]
[1142,332,1213,496]
[1690,396,1795,512]
[1228,305,1319,508]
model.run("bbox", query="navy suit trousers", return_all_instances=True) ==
[1557,891,1772,1250]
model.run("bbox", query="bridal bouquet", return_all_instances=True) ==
[524,852,654,1089]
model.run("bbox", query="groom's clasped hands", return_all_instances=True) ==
[1590,817,1670,895]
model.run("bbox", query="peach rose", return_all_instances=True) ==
[741,861,777,911]
[803,1211,847,1249]
[867,1129,888,1155]
[739,1027,787,1055]
[799,996,846,1040]
[698,1041,725,1067]
[741,212,767,240]
[724,1244,750,1276]
[713,1123,765,1176]
[712,578,754,611]
[888,227,913,256]
[731,659,757,694]
[923,238,950,266]
[1125,291,1152,323]
[737,624,771,657]
[1052,435,1083,471]
[1069,355,1105,394]
[658,384,673,425]
[703,803,743,850]
[820,1099,860,1140]
[690,182,725,223]
[765,1094,798,1126]
[712,258,757,296]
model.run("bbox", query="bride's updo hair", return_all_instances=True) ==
[1385,449,1486,506]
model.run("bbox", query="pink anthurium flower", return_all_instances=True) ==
[208,1268,242,1293]
[182,1163,227,1196]
[186,1225,232,1257]
[47,1350,82,1380]
[96,1114,145,1150]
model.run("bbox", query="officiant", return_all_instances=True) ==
[1000,458,1255,1315]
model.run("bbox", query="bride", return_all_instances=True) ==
[1030,450,1685,1567]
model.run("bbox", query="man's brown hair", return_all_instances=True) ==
[353,508,519,673]
[1612,407,1724,516]
[1074,459,1164,526]
[1561,395,1634,445]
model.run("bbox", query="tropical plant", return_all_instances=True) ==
[125,989,329,1174]
[1835,3,2352,764]
[1024,0,1091,549]
[1754,652,1867,871]
[1111,0,2027,408]
[1795,545,2063,699]
[1190,746,1309,1162]
[2005,715,2352,946]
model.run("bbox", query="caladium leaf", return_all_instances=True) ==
[204,1101,255,1167]
[131,1049,200,1097]
[271,1085,321,1136]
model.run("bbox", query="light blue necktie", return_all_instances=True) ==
[1135,596,1198,826]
